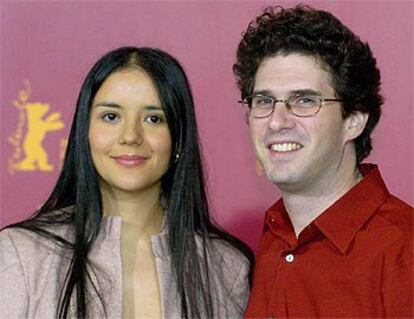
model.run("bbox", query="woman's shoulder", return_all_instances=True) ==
[0,225,70,263]
[0,227,53,282]
[0,226,44,251]
[0,211,77,318]
[0,209,76,262]
[203,235,251,316]
[0,226,35,244]
[205,235,251,270]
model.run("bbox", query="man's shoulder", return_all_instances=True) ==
[365,194,413,266]
[375,194,413,235]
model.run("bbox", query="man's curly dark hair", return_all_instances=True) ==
[233,5,383,163]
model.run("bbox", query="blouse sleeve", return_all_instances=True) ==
[0,230,29,317]
[222,255,251,319]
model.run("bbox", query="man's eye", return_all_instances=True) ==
[254,97,274,107]
[295,96,318,107]
[102,113,119,122]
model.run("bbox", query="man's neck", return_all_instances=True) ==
[281,165,362,237]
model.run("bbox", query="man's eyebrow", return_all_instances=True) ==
[292,89,323,96]
[252,89,324,97]
[252,89,274,96]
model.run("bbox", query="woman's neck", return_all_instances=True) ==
[100,184,164,238]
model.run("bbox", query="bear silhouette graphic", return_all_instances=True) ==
[15,102,64,171]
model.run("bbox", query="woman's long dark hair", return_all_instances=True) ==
[7,47,253,318]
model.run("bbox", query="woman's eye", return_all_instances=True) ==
[102,113,119,123]
[145,115,163,124]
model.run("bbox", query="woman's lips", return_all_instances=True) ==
[112,155,148,167]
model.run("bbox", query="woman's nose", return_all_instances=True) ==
[118,121,143,145]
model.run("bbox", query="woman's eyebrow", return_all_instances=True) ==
[92,102,121,108]
[142,105,163,111]
[92,103,163,111]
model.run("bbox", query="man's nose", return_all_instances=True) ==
[267,101,296,131]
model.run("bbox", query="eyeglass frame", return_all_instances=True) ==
[238,94,343,118]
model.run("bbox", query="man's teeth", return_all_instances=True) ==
[270,143,302,152]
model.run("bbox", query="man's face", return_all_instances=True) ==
[249,54,357,194]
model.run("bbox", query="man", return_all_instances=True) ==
[233,5,413,318]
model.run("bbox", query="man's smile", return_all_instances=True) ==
[269,142,303,152]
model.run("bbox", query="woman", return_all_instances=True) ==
[0,47,253,318]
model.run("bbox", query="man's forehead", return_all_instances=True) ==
[253,54,335,95]
[252,88,324,97]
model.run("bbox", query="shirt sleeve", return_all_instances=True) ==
[0,230,29,318]
[381,239,413,317]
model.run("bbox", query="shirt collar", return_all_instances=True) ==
[265,199,297,246]
[266,164,390,254]
[313,164,390,254]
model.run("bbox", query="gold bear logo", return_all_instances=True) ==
[8,81,65,173]
[16,102,64,171]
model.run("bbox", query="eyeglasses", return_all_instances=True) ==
[238,94,342,118]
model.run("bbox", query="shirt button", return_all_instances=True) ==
[285,253,294,263]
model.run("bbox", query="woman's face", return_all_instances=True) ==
[89,69,172,196]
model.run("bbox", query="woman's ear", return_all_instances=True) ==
[344,111,369,142]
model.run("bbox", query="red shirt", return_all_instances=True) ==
[245,164,413,318]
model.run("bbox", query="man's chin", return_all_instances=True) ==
[265,170,296,187]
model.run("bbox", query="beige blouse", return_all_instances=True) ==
[0,216,250,318]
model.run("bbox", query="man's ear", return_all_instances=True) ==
[344,111,369,142]
[256,159,264,176]
[245,112,250,125]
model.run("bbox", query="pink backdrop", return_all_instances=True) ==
[1,0,413,251]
